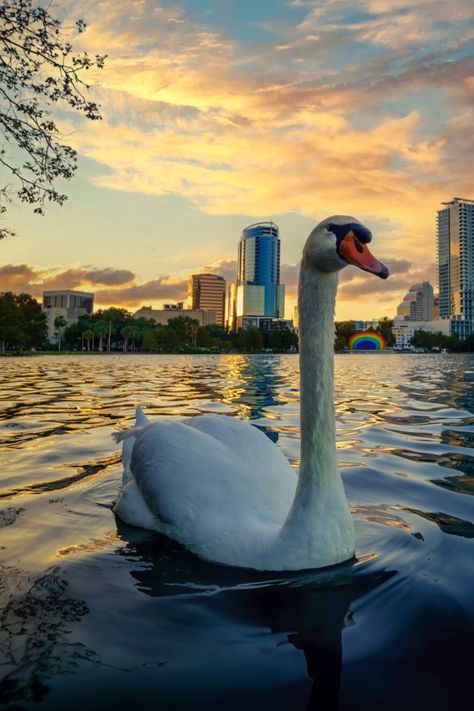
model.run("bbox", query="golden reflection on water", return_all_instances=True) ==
[0,352,473,569]
[352,504,413,532]
[56,530,119,558]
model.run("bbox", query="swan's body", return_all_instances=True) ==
[114,216,388,570]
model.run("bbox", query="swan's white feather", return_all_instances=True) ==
[114,412,298,567]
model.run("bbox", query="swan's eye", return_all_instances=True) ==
[354,238,363,253]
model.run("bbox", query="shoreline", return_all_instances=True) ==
[0,349,468,357]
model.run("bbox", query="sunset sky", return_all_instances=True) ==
[2,0,473,321]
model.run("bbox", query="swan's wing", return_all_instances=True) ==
[120,415,296,542]
[186,414,290,473]
[116,407,150,483]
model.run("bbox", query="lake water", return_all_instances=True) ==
[0,353,473,710]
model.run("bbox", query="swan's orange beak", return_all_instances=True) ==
[339,231,389,279]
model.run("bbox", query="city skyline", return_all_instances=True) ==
[1,0,473,321]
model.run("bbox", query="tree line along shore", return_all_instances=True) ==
[0,292,297,355]
[2,292,474,355]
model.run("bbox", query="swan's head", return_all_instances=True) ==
[303,215,389,279]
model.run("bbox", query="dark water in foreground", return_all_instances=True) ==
[0,353,473,710]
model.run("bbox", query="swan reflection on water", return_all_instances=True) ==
[116,521,394,711]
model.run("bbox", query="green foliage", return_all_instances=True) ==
[410,329,441,350]
[464,332,474,352]
[167,316,199,347]
[0,0,106,239]
[375,316,396,347]
[235,327,264,352]
[141,330,158,352]
[54,315,67,330]
[268,326,298,352]
[0,291,46,351]
[335,321,357,340]
[120,324,135,352]
[83,329,94,351]
[54,314,67,351]
[63,307,134,351]
[0,292,20,351]
[410,329,463,352]
[154,326,179,352]
[94,319,109,351]
[63,313,220,353]
[334,321,356,351]
[196,326,212,348]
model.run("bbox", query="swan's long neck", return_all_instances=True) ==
[298,264,339,487]
[280,261,352,546]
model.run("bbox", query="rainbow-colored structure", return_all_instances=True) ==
[347,330,386,351]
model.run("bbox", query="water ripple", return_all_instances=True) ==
[0,353,473,709]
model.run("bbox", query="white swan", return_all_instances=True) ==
[113,216,389,570]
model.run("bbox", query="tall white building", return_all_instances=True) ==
[437,197,474,338]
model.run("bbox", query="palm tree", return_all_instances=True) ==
[83,329,94,352]
[54,315,67,352]
[121,325,134,353]
[94,320,109,352]
[106,318,113,352]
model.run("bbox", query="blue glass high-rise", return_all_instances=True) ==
[237,222,284,319]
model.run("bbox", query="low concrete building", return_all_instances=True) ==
[352,320,379,332]
[42,290,94,343]
[393,316,451,349]
[236,316,295,331]
[134,304,217,327]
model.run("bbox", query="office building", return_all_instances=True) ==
[437,197,474,338]
[396,282,434,321]
[228,221,285,330]
[188,274,226,327]
[42,290,93,343]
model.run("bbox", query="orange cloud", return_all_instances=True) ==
[49,0,473,319]
[62,5,469,243]
[0,262,191,310]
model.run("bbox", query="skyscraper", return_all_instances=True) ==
[188,273,226,326]
[229,221,285,330]
[396,281,434,321]
[437,197,474,338]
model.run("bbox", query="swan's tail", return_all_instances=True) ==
[112,426,145,444]
[113,407,150,477]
